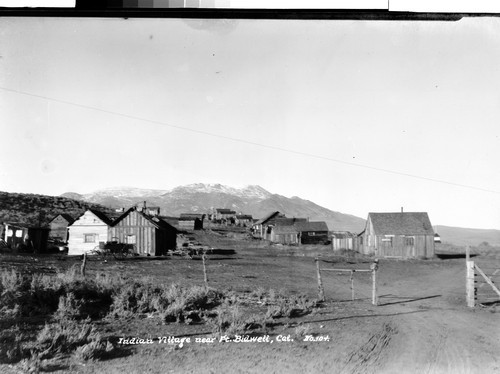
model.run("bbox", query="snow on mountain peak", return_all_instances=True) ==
[165,183,271,200]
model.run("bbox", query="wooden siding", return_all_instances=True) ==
[109,211,176,256]
[68,211,109,255]
[109,211,156,255]
[332,237,353,251]
[300,232,329,245]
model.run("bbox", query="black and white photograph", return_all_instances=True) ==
[0,2,499,373]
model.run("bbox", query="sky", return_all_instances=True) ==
[0,16,499,230]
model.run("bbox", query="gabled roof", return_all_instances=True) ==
[112,208,177,232]
[216,208,236,214]
[275,218,307,226]
[254,211,283,225]
[295,221,329,232]
[48,213,75,225]
[368,212,434,235]
[88,209,115,226]
[235,215,253,219]
[180,213,205,220]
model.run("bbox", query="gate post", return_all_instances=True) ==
[315,258,325,302]
[371,259,379,306]
[466,246,475,308]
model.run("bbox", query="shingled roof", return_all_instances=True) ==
[294,221,329,232]
[368,212,434,235]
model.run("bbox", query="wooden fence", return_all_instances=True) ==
[315,258,379,305]
[466,247,500,307]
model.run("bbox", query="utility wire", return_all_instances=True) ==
[1,85,499,195]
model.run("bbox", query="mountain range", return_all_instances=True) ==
[59,183,500,246]
[61,183,366,233]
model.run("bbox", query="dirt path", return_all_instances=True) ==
[370,261,500,374]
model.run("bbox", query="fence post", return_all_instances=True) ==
[465,246,475,308]
[202,253,209,289]
[315,257,325,302]
[81,252,87,277]
[350,270,355,301]
[371,259,379,306]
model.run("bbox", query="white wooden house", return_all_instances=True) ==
[67,209,114,255]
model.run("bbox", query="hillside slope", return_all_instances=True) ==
[0,191,115,228]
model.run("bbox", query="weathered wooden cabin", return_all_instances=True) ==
[331,231,356,251]
[235,214,253,227]
[357,212,435,259]
[251,211,285,239]
[295,221,330,245]
[109,208,177,256]
[48,214,74,242]
[2,222,49,252]
[215,209,237,224]
[68,209,114,255]
[179,213,205,230]
[269,225,299,245]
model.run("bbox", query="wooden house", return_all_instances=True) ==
[331,231,356,251]
[357,212,435,259]
[295,221,330,245]
[109,208,177,256]
[269,225,299,245]
[235,214,253,227]
[215,208,237,224]
[251,211,285,239]
[48,214,74,243]
[2,222,49,252]
[179,213,205,230]
[68,209,114,255]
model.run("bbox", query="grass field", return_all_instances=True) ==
[1,231,499,373]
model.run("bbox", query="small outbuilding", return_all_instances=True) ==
[48,214,74,243]
[331,231,356,251]
[357,212,435,259]
[295,221,330,245]
[2,222,49,253]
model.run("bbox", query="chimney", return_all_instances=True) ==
[401,207,403,213]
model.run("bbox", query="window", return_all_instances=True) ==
[404,237,414,246]
[126,235,136,244]
[84,234,96,243]
[15,230,23,238]
[308,232,316,236]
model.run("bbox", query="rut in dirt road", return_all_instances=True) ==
[340,322,397,374]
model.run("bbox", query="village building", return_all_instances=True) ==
[2,222,49,252]
[109,207,177,256]
[48,214,74,243]
[331,231,356,251]
[295,221,330,245]
[215,208,237,224]
[235,214,253,227]
[269,224,300,245]
[356,212,435,259]
[179,213,205,230]
[67,209,114,255]
[251,211,286,239]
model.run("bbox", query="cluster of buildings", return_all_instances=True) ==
[1,202,439,259]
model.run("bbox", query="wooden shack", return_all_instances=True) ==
[179,213,205,230]
[331,231,356,251]
[109,208,177,256]
[235,214,253,227]
[48,214,74,242]
[68,209,113,255]
[270,225,299,245]
[358,212,435,259]
[2,222,49,252]
[295,221,330,245]
[251,211,285,239]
